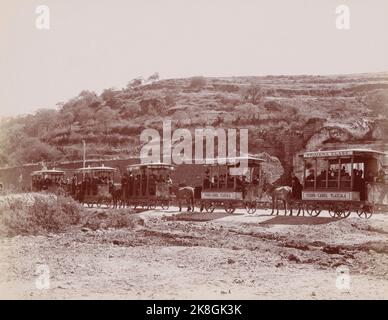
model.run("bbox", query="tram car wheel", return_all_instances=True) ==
[244,201,257,214]
[224,203,235,214]
[204,202,215,213]
[305,203,321,217]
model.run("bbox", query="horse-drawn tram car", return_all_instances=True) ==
[75,165,118,207]
[301,148,387,219]
[31,169,65,193]
[198,156,264,214]
[123,162,175,210]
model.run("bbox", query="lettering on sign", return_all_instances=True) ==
[304,150,353,158]
[302,191,359,201]
[201,192,243,200]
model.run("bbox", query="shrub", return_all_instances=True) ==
[0,194,81,237]
[189,76,206,89]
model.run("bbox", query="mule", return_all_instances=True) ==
[263,181,293,215]
[170,185,195,212]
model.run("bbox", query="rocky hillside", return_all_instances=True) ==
[1,72,388,179]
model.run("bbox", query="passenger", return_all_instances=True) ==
[291,173,302,199]
[306,169,314,181]
[149,175,156,196]
[377,168,385,183]
[203,174,211,189]
[317,170,326,187]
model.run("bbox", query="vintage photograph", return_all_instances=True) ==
[0,0,387,302]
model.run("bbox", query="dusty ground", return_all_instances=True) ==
[0,207,387,300]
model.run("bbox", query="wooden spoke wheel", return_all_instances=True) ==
[245,201,257,214]
[224,203,235,214]
[339,208,352,218]
[204,202,215,213]
[328,204,338,218]
[306,203,321,217]
[357,206,373,219]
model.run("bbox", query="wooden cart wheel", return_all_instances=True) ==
[205,202,215,213]
[306,204,321,217]
[224,203,235,214]
[357,207,372,219]
[245,201,256,214]
[340,208,352,218]
[328,204,337,218]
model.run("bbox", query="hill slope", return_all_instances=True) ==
[1,72,388,178]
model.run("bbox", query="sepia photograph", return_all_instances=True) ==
[0,0,387,306]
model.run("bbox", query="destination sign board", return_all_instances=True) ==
[201,191,243,200]
[304,150,353,158]
[302,191,360,201]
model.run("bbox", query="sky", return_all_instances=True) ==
[0,0,388,117]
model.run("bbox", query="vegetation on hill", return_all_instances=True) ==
[1,73,388,177]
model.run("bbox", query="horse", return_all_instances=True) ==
[262,180,293,216]
[169,184,195,212]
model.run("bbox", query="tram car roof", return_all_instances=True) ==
[76,165,117,172]
[302,148,386,159]
[127,162,176,171]
[31,169,65,176]
[199,155,265,167]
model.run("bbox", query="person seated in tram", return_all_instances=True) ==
[166,174,173,185]
[377,168,386,183]
[203,173,211,189]
[317,170,326,186]
[141,174,147,195]
[219,174,225,187]
[227,175,235,188]
[214,175,219,187]
[127,172,134,197]
[252,175,260,185]
[133,175,139,196]
[306,169,315,180]
[148,174,155,196]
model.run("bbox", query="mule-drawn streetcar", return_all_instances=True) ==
[301,149,387,219]
[31,169,66,193]
[75,165,118,207]
[122,162,175,210]
[197,156,265,214]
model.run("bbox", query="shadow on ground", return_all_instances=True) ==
[260,216,341,225]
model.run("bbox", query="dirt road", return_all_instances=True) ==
[1,208,387,299]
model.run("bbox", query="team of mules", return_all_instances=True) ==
[84,180,304,215]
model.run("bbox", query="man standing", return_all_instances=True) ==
[291,172,302,200]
